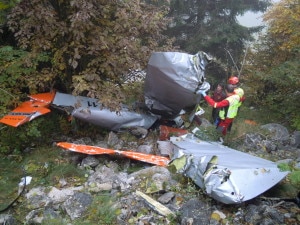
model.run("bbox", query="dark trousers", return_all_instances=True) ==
[212,108,220,125]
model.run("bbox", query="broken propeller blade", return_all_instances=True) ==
[56,142,170,167]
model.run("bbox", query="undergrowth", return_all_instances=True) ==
[0,101,299,223]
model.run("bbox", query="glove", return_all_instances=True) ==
[196,90,207,97]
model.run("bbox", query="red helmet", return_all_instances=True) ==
[228,76,239,85]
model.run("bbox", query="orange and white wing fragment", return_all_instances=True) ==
[28,92,56,104]
[0,92,55,127]
[56,142,170,167]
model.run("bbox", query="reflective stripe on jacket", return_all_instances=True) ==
[219,94,240,119]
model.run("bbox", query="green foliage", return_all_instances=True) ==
[278,162,300,187]
[244,0,300,129]
[0,112,63,155]
[0,145,88,221]
[278,163,292,172]
[0,120,42,155]
[0,46,28,107]
[123,80,145,105]
[80,194,118,224]
[7,0,174,111]
[289,171,300,186]
[0,0,19,28]
[41,218,69,225]
[45,163,86,187]
[0,45,52,119]
[0,156,24,211]
[166,0,271,79]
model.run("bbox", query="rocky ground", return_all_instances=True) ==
[0,121,299,225]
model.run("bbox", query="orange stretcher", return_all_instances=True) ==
[56,142,170,167]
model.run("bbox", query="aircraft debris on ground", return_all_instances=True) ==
[55,126,289,205]
[0,51,289,205]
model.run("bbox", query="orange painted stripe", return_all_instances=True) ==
[56,142,170,167]
[0,92,55,127]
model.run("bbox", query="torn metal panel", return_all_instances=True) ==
[144,51,211,118]
[52,92,158,131]
[169,134,289,204]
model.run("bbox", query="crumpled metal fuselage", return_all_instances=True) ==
[169,134,289,204]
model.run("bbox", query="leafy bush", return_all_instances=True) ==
[81,193,119,224]
[0,120,43,155]
[0,112,65,155]
[245,0,300,129]
[278,162,300,187]
[7,0,174,111]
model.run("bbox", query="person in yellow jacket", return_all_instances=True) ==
[228,76,245,103]
[227,76,245,132]
[198,84,240,136]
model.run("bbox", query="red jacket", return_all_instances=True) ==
[204,95,230,108]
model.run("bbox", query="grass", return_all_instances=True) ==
[0,103,299,223]
[0,146,88,214]
[198,102,276,143]
[79,193,119,224]
[0,157,24,211]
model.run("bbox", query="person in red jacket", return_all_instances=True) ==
[198,84,240,137]
[211,83,226,125]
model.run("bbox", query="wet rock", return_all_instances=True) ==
[261,123,290,143]
[129,166,176,192]
[179,198,211,225]
[0,214,16,225]
[244,133,265,150]
[62,192,93,220]
[25,209,44,224]
[261,139,278,152]
[244,204,284,225]
[128,126,148,139]
[15,127,300,224]
[137,144,152,154]
[157,192,175,204]
[43,207,61,221]
[73,137,93,145]
[107,131,123,149]
[81,155,100,168]
[25,207,61,224]
[47,186,83,204]
[291,131,300,148]
[87,163,134,193]
[25,187,52,209]
[157,141,173,156]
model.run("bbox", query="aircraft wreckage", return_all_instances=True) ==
[0,51,289,204]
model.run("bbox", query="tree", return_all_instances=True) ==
[245,0,300,129]
[0,0,19,45]
[7,0,174,110]
[263,0,300,59]
[166,0,271,80]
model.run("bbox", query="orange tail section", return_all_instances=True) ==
[0,92,55,127]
